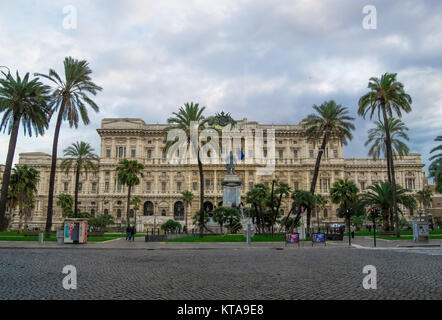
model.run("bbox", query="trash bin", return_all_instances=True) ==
[38,232,44,244]
[56,230,64,245]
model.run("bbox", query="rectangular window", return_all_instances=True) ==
[407,179,415,190]
[264,150,268,158]
[193,182,198,191]
[106,149,111,158]
[360,182,365,191]
[333,150,338,158]
[309,150,314,158]
[92,182,97,192]
[293,150,298,158]
[118,147,126,158]
[147,150,152,159]
[205,179,211,188]
[162,151,167,159]
[162,182,167,192]
[105,182,110,192]
[146,182,151,192]
[78,183,82,192]
[177,182,181,192]
[64,182,69,192]
[279,150,283,159]
[320,179,330,192]
[131,149,136,158]
[249,182,254,190]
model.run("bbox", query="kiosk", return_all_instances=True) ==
[64,219,88,244]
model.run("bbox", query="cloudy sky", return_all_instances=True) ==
[0,0,441,173]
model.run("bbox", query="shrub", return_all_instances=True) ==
[161,219,182,233]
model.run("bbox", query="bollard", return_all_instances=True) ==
[38,232,44,244]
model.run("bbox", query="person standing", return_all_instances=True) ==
[351,224,355,239]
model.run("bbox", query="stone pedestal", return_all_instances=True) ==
[221,174,242,208]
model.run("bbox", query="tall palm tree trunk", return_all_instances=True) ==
[381,106,399,237]
[197,151,204,237]
[308,133,328,235]
[46,104,65,237]
[0,117,20,231]
[74,164,80,217]
[385,144,394,231]
[126,185,132,227]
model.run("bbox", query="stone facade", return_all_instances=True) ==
[6,118,427,231]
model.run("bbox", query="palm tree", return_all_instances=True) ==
[330,179,359,245]
[361,181,416,231]
[359,73,412,237]
[8,165,40,232]
[246,184,270,234]
[181,190,194,230]
[116,159,144,226]
[269,181,291,236]
[416,188,433,221]
[60,141,98,216]
[365,118,410,181]
[429,136,442,192]
[287,190,315,234]
[166,103,236,237]
[314,194,327,231]
[56,194,74,217]
[302,100,355,234]
[131,196,141,227]
[36,57,102,237]
[0,72,51,231]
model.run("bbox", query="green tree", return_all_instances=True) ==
[330,179,359,245]
[56,194,74,217]
[359,73,412,237]
[429,136,442,192]
[60,141,98,216]
[116,159,144,227]
[8,165,40,232]
[88,214,114,232]
[365,118,410,181]
[416,188,433,221]
[0,72,51,231]
[246,184,270,234]
[268,180,291,236]
[302,100,355,235]
[36,57,102,237]
[212,206,228,233]
[361,181,416,231]
[165,103,235,237]
[285,190,315,234]
[192,210,210,228]
[181,190,194,230]
[161,219,182,233]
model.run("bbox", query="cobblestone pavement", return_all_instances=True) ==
[0,246,440,300]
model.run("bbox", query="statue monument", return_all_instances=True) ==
[221,151,242,208]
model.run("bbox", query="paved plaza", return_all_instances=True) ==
[0,238,441,300]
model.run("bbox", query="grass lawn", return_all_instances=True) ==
[0,231,128,243]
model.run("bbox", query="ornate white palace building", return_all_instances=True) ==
[4,118,427,231]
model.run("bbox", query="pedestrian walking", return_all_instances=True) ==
[131,225,136,242]
[351,224,355,239]
[126,225,131,240]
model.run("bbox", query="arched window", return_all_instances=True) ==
[144,201,154,216]
[174,202,184,221]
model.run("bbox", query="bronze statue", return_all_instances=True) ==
[226,151,235,174]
